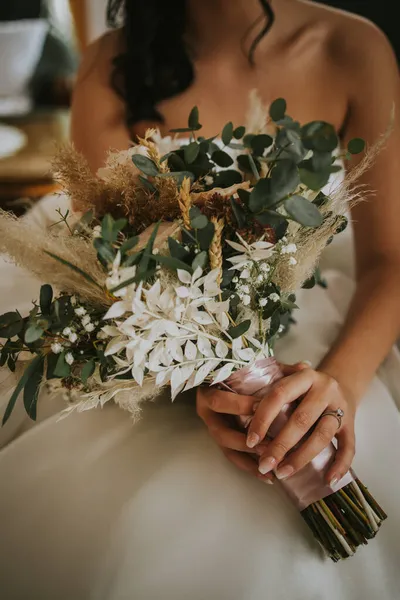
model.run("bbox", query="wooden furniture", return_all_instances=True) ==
[0,110,69,209]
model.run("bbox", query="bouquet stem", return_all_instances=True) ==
[301,480,387,561]
[224,357,387,561]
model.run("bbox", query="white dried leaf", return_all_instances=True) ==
[215,340,229,358]
[236,348,255,362]
[156,368,173,387]
[104,337,127,356]
[193,359,220,387]
[104,301,129,320]
[166,338,184,362]
[131,366,144,386]
[197,336,214,357]
[171,367,186,399]
[175,286,190,298]
[164,321,181,336]
[177,269,191,284]
[212,363,235,384]
[193,311,214,325]
[185,340,197,360]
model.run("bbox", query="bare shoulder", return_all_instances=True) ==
[75,29,124,86]
[304,2,397,80]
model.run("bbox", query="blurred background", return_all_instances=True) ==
[0,0,398,213]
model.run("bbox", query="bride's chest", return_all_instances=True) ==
[155,48,348,138]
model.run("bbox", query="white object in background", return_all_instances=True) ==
[0,124,27,160]
[87,0,109,42]
[0,19,48,116]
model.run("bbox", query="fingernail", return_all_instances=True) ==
[246,433,260,449]
[302,360,312,367]
[330,476,339,487]
[275,465,294,480]
[258,456,277,474]
[258,475,274,485]
[252,401,260,413]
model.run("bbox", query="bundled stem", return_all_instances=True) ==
[301,480,387,561]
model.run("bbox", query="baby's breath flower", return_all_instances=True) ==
[289,256,297,266]
[242,294,251,306]
[269,293,280,303]
[92,225,102,239]
[69,332,78,343]
[85,323,95,333]
[51,342,63,354]
[260,263,270,273]
[81,314,91,326]
[65,352,74,365]
[74,307,86,317]
[259,298,268,307]
[62,327,72,336]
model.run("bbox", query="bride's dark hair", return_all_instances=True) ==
[106,0,274,127]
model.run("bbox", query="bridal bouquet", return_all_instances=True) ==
[0,97,386,560]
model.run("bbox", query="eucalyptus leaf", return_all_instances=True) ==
[184,142,200,164]
[299,167,330,191]
[212,169,242,188]
[0,312,23,339]
[192,251,208,271]
[94,238,116,265]
[250,134,273,156]
[212,149,234,168]
[197,221,215,251]
[54,351,71,378]
[347,137,365,155]
[2,355,44,425]
[269,159,300,204]
[249,178,271,212]
[39,285,53,315]
[284,195,323,227]
[230,198,247,228]
[269,98,287,122]
[131,154,159,176]
[188,106,201,130]
[190,206,209,230]
[23,357,44,420]
[81,360,96,385]
[301,121,338,153]
[268,311,281,338]
[227,320,251,339]
[25,325,45,345]
[233,126,246,139]
[222,121,234,145]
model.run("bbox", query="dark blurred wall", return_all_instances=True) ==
[316,1,400,62]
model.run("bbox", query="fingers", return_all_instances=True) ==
[257,389,328,474]
[279,361,312,376]
[222,449,275,484]
[325,426,356,486]
[201,409,255,453]
[271,414,339,479]
[197,386,256,416]
[246,369,314,450]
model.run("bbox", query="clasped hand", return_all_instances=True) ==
[196,363,355,486]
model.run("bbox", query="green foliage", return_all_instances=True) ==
[347,138,365,155]
[284,195,323,228]
[131,155,159,176]
[222,122,234,145]
[228,320,251,339]
[269,98,287,122]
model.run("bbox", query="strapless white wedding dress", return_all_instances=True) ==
[0,191,400,600]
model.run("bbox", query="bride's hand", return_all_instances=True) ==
[249,365,356,487]
[196,387,275,484]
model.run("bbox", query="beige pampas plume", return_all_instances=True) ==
[245,89,272,135]
[0,209,109,307]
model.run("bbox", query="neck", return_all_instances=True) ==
[186,0,275,57]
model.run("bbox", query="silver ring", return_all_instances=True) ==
[320,408,344,430]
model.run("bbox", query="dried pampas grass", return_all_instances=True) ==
[0,209,108,307]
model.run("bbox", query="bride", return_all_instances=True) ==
[1,0,400,598]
